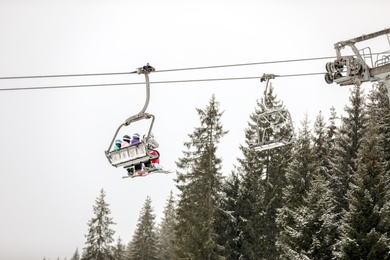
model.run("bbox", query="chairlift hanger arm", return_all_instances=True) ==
[260,73,279,110]
[122,64,155,125]
[135,63,155,115]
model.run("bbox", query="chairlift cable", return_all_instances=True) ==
[0,72,326,92]
[2,53,385,81]
[155,56,336,73]
[278,72,325,78]
[0,71,138,80]
[0,55,336,81]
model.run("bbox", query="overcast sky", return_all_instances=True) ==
[0,1,389,259]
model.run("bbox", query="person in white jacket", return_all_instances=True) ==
[143,132,161,170]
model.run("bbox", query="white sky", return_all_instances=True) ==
[0,0,389,259]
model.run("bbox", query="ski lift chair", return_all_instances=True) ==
[105,64,159,169]
[249,74,295,151]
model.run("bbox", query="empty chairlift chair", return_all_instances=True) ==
[249,74,295,152]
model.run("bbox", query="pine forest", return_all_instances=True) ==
[67,82,390,260]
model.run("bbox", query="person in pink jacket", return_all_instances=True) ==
[121,135,131,148]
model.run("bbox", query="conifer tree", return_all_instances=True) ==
[276,114,317,257]
[214,170,242,259]
[372,83,390,248]
[276,173,338,259]
[329,85,367,214]
[322,106,339,189]
[366,82,390,173]
[112,237,126,260]
[335,107,390,259]
[312,111,334,173]
[157,191,177,260]
[276,111,339,259]
[70,248,80,260]
[126,240,135,260]
[325,107,338,152]
[237,85,292,259]
[128,196,159,260]
[81,189,116,260]
[174,95,227,259]
[310,110,340,255]
[300,174,338,259]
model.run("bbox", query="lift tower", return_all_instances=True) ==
[324,28,390,101]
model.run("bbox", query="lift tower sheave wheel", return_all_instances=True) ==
[325,28,390,102]
[249,74,295,152]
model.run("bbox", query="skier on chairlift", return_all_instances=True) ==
[129,133,143,173]
[114,139,122,151]
[121,135,131,148]
[131,133,141,146]
[144,132,162,170]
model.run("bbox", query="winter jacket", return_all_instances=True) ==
[131,138,141,146]
[121,141,131,148]
[147,138,159,149]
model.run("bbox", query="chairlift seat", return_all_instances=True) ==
[250,136,294,152]
[250,107,295,151]
[106,142,158,168]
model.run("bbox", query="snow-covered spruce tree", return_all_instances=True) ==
[328,85,367,215]
[276,114,317,258]
[276,111,339,259]
[366,82,390,174]
[237,85,292,259]
[174,94,227,259]
[81,189,116,260]
[127,196,159,260]
[214,169,242,259]
[157,191,177,260]
[310,110,340,256]
[300,173,338,259]
[366,82,390,247]
[335,106,390,259]
[325,107,338,156]
[112,237,126,260]
[70,248,80,260]
[126,240,135,260]
[312,110,337,175]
